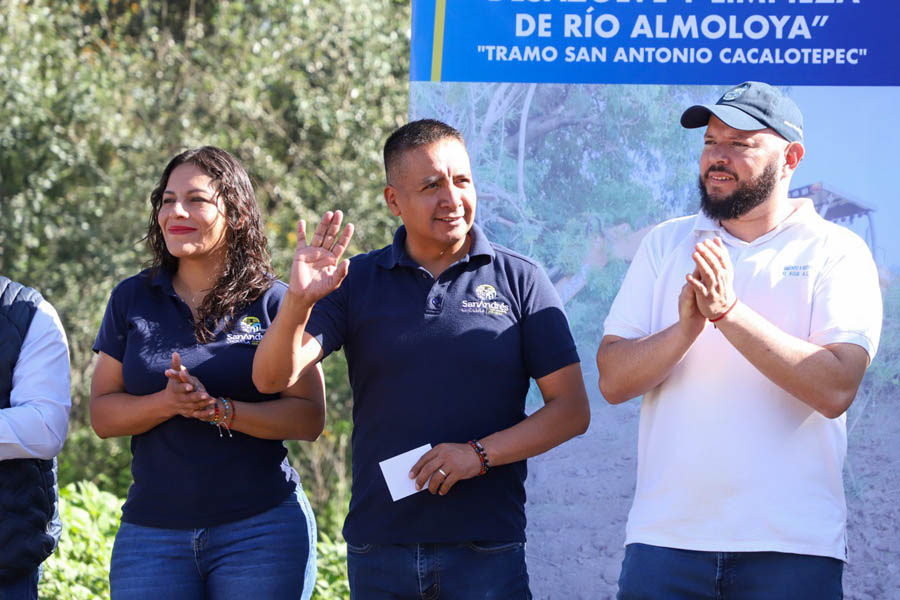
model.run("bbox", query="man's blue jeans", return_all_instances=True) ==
[617,543,843,600]
[347,541,532,600]
[0,568,39,600]
[110,487,316,600]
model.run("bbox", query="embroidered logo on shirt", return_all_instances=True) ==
[782,265,810,277]
[226,316,265,345]
[461,284,510,316]
[475,284,497,300]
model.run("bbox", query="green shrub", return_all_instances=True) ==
[39,482,122,600]
[315,530,352,600]
[58,428,134,499]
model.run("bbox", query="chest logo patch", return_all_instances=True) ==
[461,284,510,316]
[782,265,810,277]
[226,315,265,345]
[475,284,497,300]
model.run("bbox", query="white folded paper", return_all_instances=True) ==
[379,443,432,502]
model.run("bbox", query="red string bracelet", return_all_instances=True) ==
[709,299,738,325]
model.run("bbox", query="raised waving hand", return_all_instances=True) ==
[289,211,355,305]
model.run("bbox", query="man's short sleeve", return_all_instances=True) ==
[305,280,348,360]
[809,236,882,361]
[603,229,659,340]
[93,281,132,361]
[520,263,580,379]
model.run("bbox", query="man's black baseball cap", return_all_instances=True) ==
[681,81,804,143]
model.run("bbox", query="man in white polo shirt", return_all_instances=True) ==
[597,81,882,599]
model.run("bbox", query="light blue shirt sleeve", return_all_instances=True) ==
[0,299,71,460]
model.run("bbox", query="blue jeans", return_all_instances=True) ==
[617,543,843,600]
[0,568,39,600]
[110,487,316,600]
[346,541,532,600]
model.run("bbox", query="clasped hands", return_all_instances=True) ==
[163,351,217,421]
[679,237,738,333]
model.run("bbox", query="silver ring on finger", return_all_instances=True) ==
[438,468,448,477]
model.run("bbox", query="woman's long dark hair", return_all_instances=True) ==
[146,146,273,343]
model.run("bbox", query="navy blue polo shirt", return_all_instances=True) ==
[306,224,579,544]
[93,269,297,529]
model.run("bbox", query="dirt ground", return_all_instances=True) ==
[525,396,900,599]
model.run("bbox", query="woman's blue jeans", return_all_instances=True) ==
[110,486,316,600]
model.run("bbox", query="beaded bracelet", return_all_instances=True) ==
[468,439,490,475]
[210,397,233,438]
[210,398,224,436]
[220,397,233,438]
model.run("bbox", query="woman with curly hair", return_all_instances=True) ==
[90,146,322,599]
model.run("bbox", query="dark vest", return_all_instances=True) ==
[0,277,59,581]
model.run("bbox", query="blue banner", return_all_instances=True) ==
[411,0,900,85]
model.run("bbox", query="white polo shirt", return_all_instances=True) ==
[603,198,882,561]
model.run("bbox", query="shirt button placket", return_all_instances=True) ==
[426,278,449,316]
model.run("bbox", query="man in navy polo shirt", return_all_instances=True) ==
[255,119,590,599]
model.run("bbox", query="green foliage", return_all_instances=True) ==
[1,0,408,425]
[315,530,352,599]
[39,482,121,600]
[58,429,134,499]
[2,0,411,593]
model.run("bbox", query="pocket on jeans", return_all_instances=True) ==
[346,542,374,554]
[467,541,524,554]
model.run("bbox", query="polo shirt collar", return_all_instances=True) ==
[148,267,179,298]
[376,223,495,270]
[467,223,495,260]
[692,197,817,246]
[693,211,721,235]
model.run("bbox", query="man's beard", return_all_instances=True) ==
[699,161,778,221]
